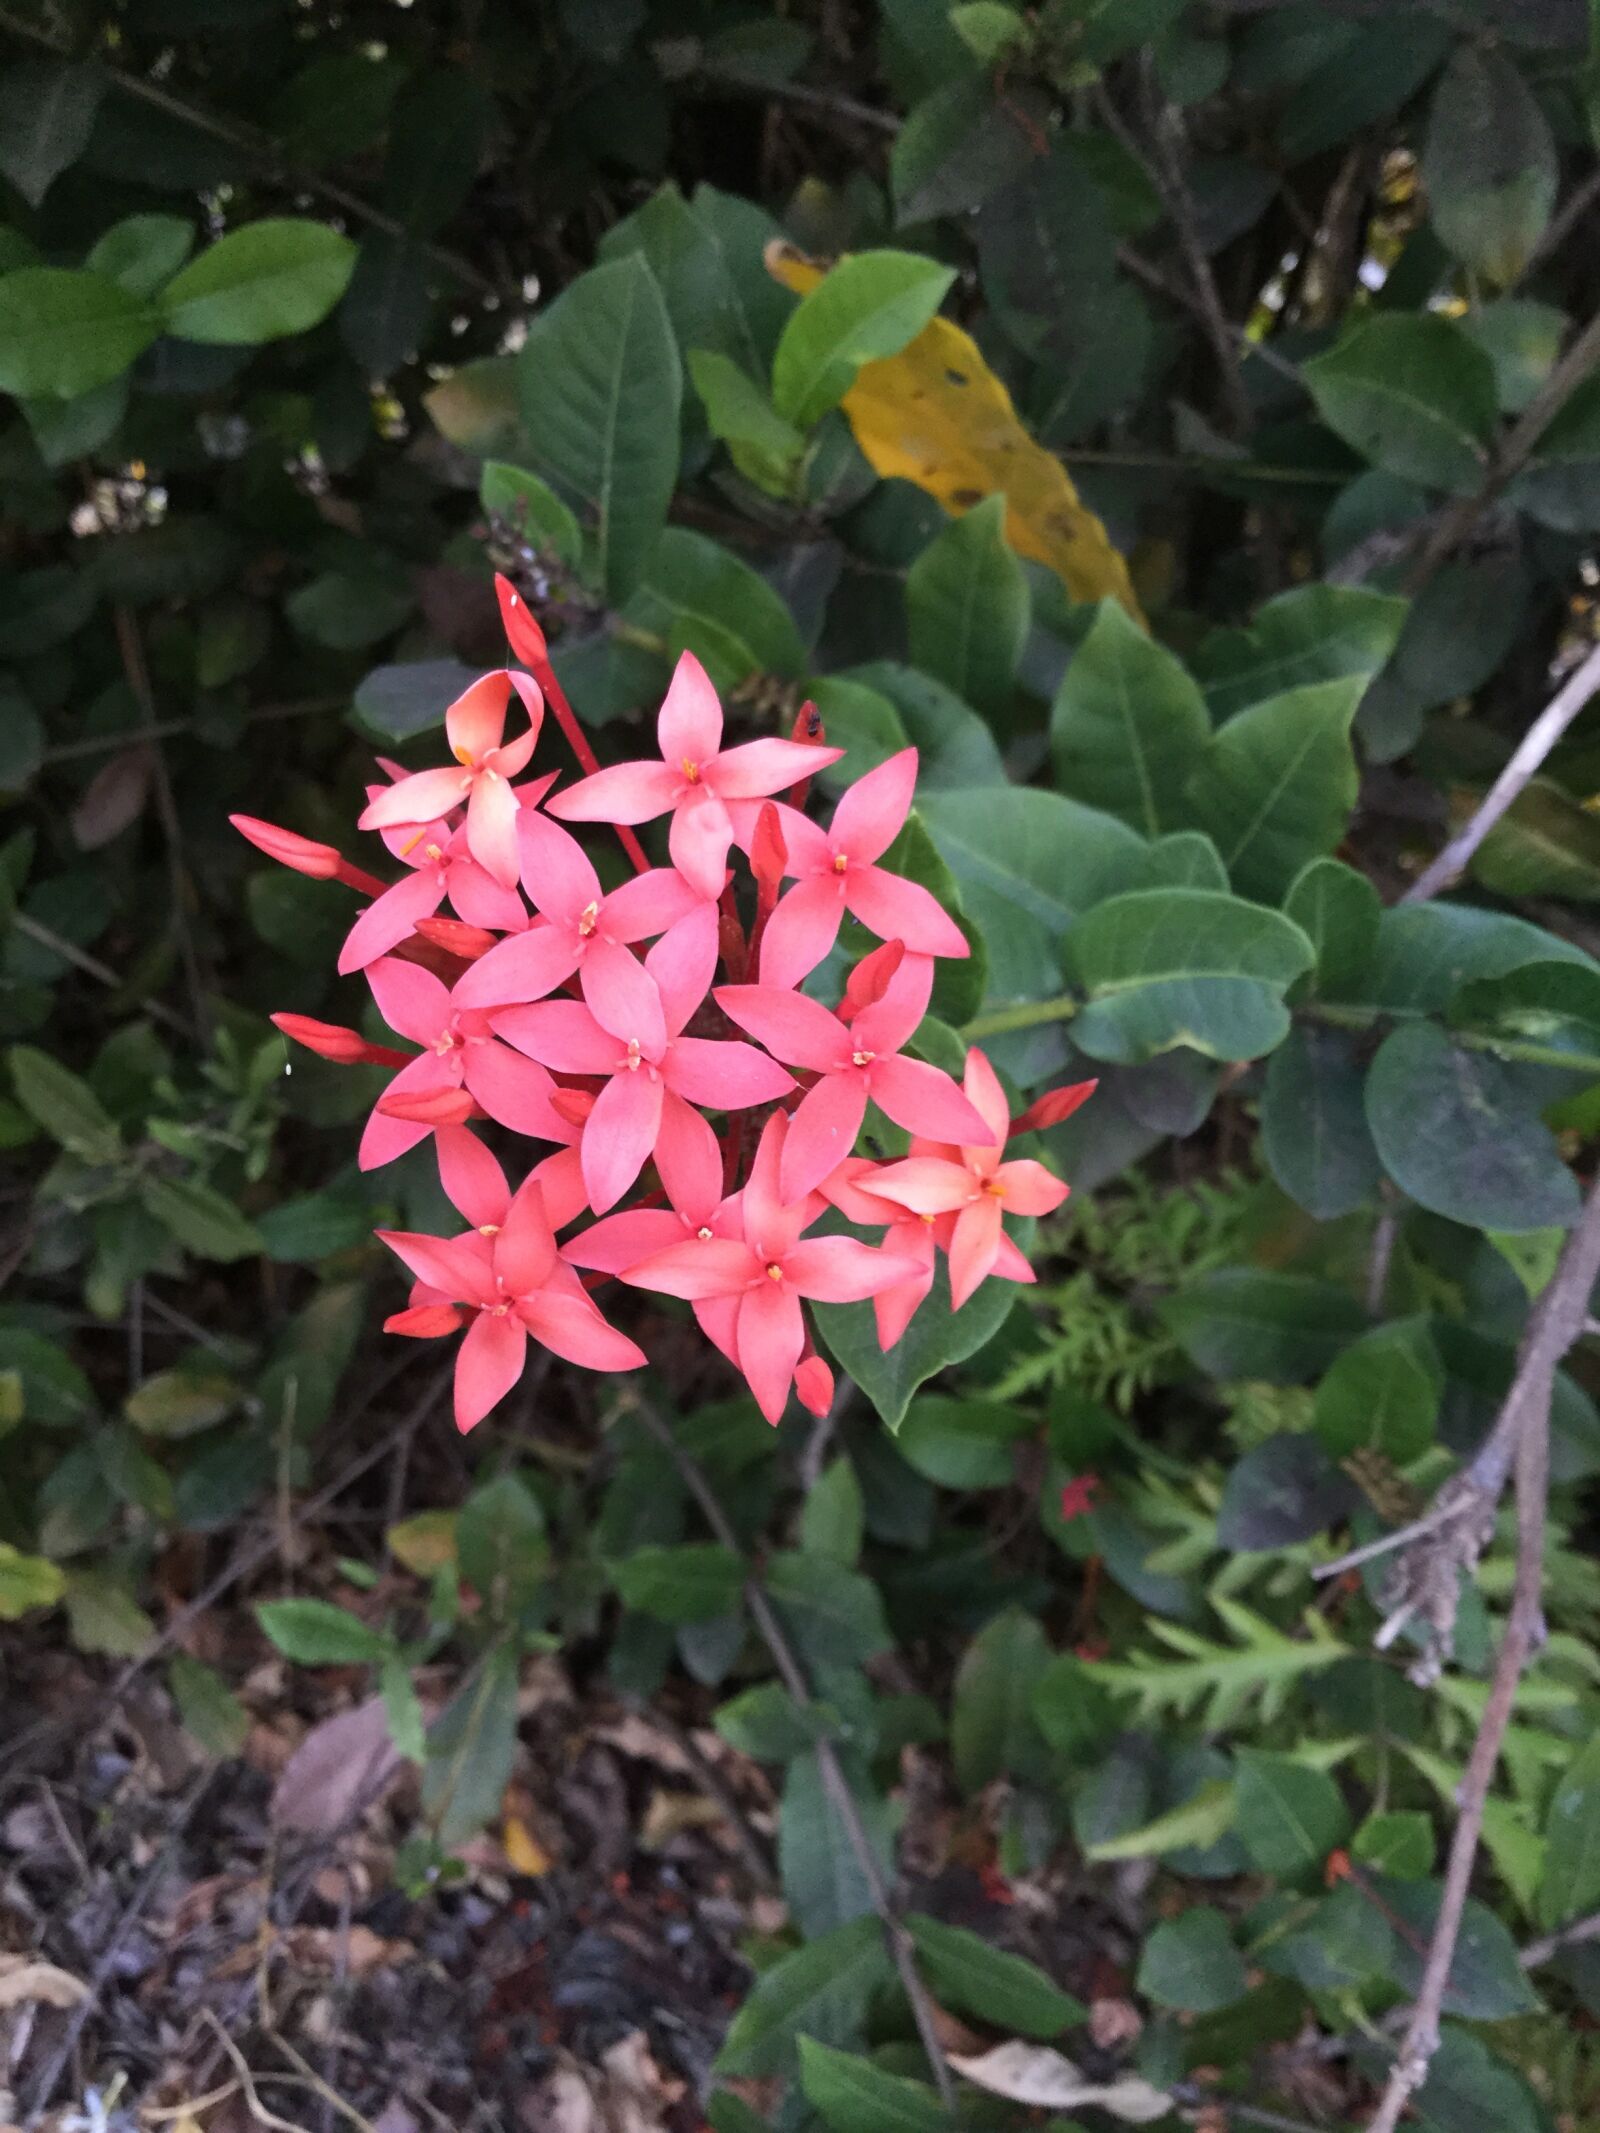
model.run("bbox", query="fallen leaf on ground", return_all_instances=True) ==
[0,1957,88,2009]
[269,1696,401,1834]
[949,2039,1170,2121]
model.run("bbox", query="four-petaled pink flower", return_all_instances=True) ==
[622,1112,922,1424]
[822,1155,938,1350]
[380,1173,644,1432]
[546,650,842,898]
[716,946,994,1204]
[856,1047,1071,1307]
[451,807,704,1019]
[339,779,544,973]
[359,955,567,1169]
[492,904,794,1213]
[735,749,969,989]
[358,670,544,891]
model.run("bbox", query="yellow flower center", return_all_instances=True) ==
[851,1049,874,1068]
[832,852,849,874]
[577,900,599,937]
[682,758,700,783]
[765,1262,784,1282]
[697,1225,714,1242]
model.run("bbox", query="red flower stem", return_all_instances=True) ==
[334,859,392,898]
[717,885,748,982]
[529,649,651,876]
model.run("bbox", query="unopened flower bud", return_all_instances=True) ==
[1012,1079,1097,1137]
[495,571,549,668]
[271,1013,411,1068]
[750,800,788,899]
[232,815,342,880]
[415,916,498,960]
[385,1302,464,1337]
[795,1352,834,1418]
[377,1084,479,1126]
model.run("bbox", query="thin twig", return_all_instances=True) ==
[628,1397,957,2108]
[11,911,194,1038]
[1520,1904,1600,1970]
[1115,244,1303,388]
[43,697,344,766]
[697,62,900,136]
[1401,640,1600,903]
[1365,1199,1397,1316]
[1362,1176,1600,2131]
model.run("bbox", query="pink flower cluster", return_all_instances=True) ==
[236,578,1091,1432]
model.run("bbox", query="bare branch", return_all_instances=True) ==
[1362,1176,1600,2130]
[1401,640,1600,906]
[628,1396,958,2107]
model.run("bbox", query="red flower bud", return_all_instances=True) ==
[795,1351,834,1418]
[385,1302,465,1338]
[271,1013,412,1068]
[495,572,549,669]
[750,800,788,900]
[414,916,498,961]
[841,938,905,1023]
[1013,1079,1098,1137]
[1059,1472,1100,1522]
[232,815,342,880]
[550,1086,596,1128]
[377,1085,480,1126]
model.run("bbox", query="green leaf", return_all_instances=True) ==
[0,268,157,398]
[517,254,681,599]
[424,355,520,456]
[920,785,1141,1001]
[339,231,433,376]
[1423,47,1556,285]
[801,1458,865,1566]
[1064,888,1315,1064]
[1234,1750,1349,1877]
[159,220,357,343]
[1283,856,1380,996]
[951,1608,1052,1792]
[480,461,582,566]
[1303,314,1497,495]
[422,1640,520,1847]
[1084,1779,1238,1862]
[1262,1025,1383,1221]
[612,1543,745,1625]
[1539,1736,1600,1928]
[843,661,1006,790]
[715,1681,836,1762]
[906,1913,1084,2037]
[687,347,805,490]
[1162,1269,1367,1382]
[287,569,412,650]
[781,1748,895,1936]
[256,1596,387,1664]
[86,214,195,299]
[0,60,103,206]
[141,1176,264,1263]
[771,248,954,428]
[1182,679,1361,900]
[0,1544,66,1620]
[1468,777,1600,902]
[763,1550,891,1668]
[458,1473,548,1619]
[1314,1319,1440,1462]
[905,496,1027,722]
[125,1367,239,1438]
[1508,368,1600,532]
[1452,957,1600,1068]
[600,180,782,378]
[814,1257,1019,1433]
[1050,599,1210,835]
[623,526,805,689]
[896,1395,1032,1488]
[381,1652,426,1765]
[64,1569,154,1658]
[1089,1597,1349,1728]
[715,1917,891,2078]
[8,1044,121,1161]
[1137,1909,1247,2012]
[1355,1810,1434,1879]
[798,2038,948,2133]
[169,1653,250,1756]
[1378,1879,1540,2019]
[380,70,492,236]
[1365,1020,1581,1233]
[1218,1435,1358,1549]
[1195,584,1407,724]
[351,658,482,744]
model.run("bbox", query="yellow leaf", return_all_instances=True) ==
[503,1813,552,1876]
[766,242,1144,623]
[386,1509,457,1576]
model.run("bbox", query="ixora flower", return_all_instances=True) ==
[242,588,1087,1434]
[546,648,842,897]
[358,669,544,890]
[622,1112,922,1424]
[380,1172,644,1432]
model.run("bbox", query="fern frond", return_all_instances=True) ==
[1087,1598,1348,1729]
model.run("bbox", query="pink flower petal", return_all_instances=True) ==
[947,1194,1005,1309]
[784,1235,926,1303]
[868,1054,995,1148]
[580,1066,663,1214]
[454,1308,526,1432]
[714,982,849,1072]
[337,869,446,975]
[830,747,917,863]
[466,766,523,889]
[516,809,600,922]
[644,901,719,1036]
[853,950,934,1057]
[460,1040,566,1139]
[447,855,528,933]
[653,1092,723,1222]
[740,1112,806,1264]
[707,737,844,800]
[452,923,583,1011]
[668,788,735,900]
[874,1229,936,1349]
[728,797,830,875]
[492,1174,559,1294]
[493,672,544,776]
[367,956,449,1045]
[580,938,668,1056]
[492,999,617,1074]
[434,1125,509,1229]
[961,1046,1013,1148]
[991,1156,1070,1217]
[359,766,472,831]
[657,649,723,766]
[993,1231,1034,1284]
[754,874,847,991]
[379,1228,496,1306]
[563,1206,688,1274]
[601,866,705,943]
[532,1143,589,1223]
[624,1237,760,1300]
[358,1058,435,1170]
[517,1289,646,1372]
[859,1154,973,1216]
[780,1071,869,1204]
[819,1156,900,1227]
[665,1036,796,1111]
[695,1293,741,1368]
[735,1279,804,1424]
[546,759,681,825]
[445,671,510,765]
[845,864,969,961]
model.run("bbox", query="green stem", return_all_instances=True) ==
[962,994,1080,1039]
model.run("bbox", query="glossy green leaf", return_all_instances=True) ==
[1304,315,1497,494]
[688,347,806,489]
[907,1913,1085,2036]
[1136,1908,1247,2012]
[623,527,804,689]
[1539,1737,1600,1928]
[1469,777,1600,903]
[1354,1810,1434,1879]
[1234,1750,1349,1877]
[1314,1318,1440,1462]
[1065,888,1314,1064]
[1423,47,1556,284]
[256,1596,388,1664]
[951,1608,1052,1792]
[612,1543,744,1624]
[814,1258,1019,1432]
[480,461,582,565]
[1162,1270,1367,1382]
[0,269,157,397]
[0,59,103,206]
[1379,1879,1540,2019]
[715,1916,890,2078]
[896,1395,1031,1488]
[800,1458,865,1566]
[1283,856,1380,996]
[772,248,954,427]
[422,1641,520,1847]
[141,1177,264,1262]
[762,1550,891,1667]
[1051,599,1210,834]
[798,2039,947,2133]
[160,220,357,343]
[1183,679,1362,900]
[781,1748,895,1936]
[8,1045,121,1162]
[1262,1025,1383,1220]
[0,1544,66,1620]
[905,495,1028,722]
[1195,584,1406,724]
[517,254,681,598]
